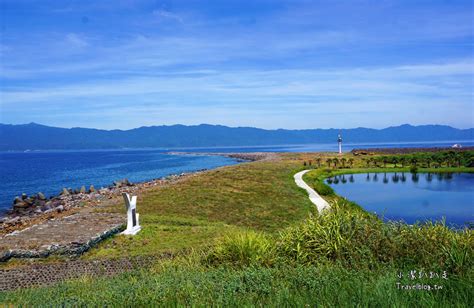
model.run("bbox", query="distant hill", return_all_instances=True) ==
[0,123,472,151]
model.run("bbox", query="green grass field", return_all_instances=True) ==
[84,158,314,259]
[1,152,473,306]
[1,262,472,306]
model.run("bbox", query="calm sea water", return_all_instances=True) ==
[165,140,474,153]
[326,173,474,227]
[1,140,472,215]
[0,150,239,214]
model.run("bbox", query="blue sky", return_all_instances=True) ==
[0,0,472,129]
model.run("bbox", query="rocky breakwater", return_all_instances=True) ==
[223,152,277,161]
[0,172,199,235]
[0,179,136,234]
[0,172,202,261]
[167,151,276,162]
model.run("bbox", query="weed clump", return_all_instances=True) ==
[312,181,335,196]
[205,201,473,275]
[205,231,275,267]
[278,201,473,273]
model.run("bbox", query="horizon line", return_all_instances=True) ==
[1,122,473,132]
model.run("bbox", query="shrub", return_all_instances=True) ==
[277,201,474,272]
[278,201,387,268]
[312,181,335,196]
[303,171,335,196]
[205,231,275,267]
[389,221,474,273]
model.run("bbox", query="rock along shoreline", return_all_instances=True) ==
[0,172,203,235]
[0,152,273,235]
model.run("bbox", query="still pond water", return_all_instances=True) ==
[326,172,473,228]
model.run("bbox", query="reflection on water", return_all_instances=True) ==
[328,172,457,185]
[326,172,474,228]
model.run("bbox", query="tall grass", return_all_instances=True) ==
[205,230,275,267]
[202,198,473,275]
[277,201,473,273]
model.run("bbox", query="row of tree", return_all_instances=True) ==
[303,158,355,168]
[363,151,473,168]
[302,151,474,169]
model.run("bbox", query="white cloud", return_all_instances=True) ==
[152,9,183,23]
[1,60,472,105]
[1,1,472,129]
[65,33,89,48]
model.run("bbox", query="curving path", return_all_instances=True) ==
[294,170,330,213]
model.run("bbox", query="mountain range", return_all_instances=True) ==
[0,123,472,151]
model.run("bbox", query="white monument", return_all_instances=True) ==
[338,134,343,154]
[122,193,141,235]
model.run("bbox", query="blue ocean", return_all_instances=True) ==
[0,150,239,214]
[1,140,473,214]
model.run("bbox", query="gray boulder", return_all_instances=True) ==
[60,188,70,196]
[13,201,29,209]
[34,199,46,207]
[80,186,86,193]
[50,200,62,207]
[13,196,22,204]
[114,178,132,188]
[41,203,52,211]
[37,192,46,200]
[24,197,35,206]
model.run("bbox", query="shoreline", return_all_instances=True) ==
[166,151,277,161]
[0,171,197,235]
[0,152,274,235]
[304,167,474,229]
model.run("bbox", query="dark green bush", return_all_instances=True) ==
[312,181,335,196]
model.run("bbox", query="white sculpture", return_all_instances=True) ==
[122,193,141,235]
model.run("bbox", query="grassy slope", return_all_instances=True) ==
[85,157,314,259]
[1,263,471,307]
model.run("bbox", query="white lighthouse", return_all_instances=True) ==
[338,134,343,154]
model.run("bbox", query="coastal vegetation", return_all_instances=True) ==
[1,151,473,306]
[303,150,474,170]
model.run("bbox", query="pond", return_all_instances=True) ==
[326,172,473,228]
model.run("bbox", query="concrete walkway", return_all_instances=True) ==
[294,170,330,212]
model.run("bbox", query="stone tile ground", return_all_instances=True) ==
[0,205,124,261]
